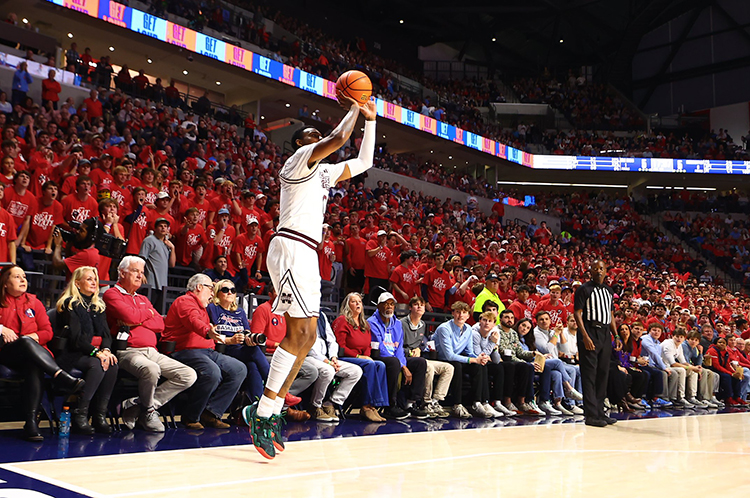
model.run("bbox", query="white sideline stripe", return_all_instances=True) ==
[0,464,105,498]
[105,448,750,498]
[2,410,746,467]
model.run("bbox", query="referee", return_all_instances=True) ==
[573,259,617,427]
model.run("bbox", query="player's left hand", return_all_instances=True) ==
[360,99,377,121]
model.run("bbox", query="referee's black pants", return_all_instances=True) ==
[577,323,611,420]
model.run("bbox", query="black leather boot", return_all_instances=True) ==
[72,400,95,435]
[23,368,44,442]
[91,396,112,434]
[53,370,86,394]
[23,410,43,442]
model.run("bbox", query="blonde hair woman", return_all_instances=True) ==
[55,266,118,434]
[207,279,269,404]
[332,292,388,422]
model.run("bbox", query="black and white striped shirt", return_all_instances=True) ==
[574,281,614,325]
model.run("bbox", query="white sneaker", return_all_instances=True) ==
[452,404,472,419]
[119,397,139,430]
[711,397,725,408]
[570,404,584,415]
[471,402,493,419]
[688,398,707,408]
[493,401,517,417]
[539,400,562,416]
[565,388,584,401]
[482,403,503,418]
[504,402,522,415]
[554,402,574,416]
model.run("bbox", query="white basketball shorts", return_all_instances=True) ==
[267,230,321,318]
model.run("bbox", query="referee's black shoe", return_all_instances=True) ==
[384,406,409,420]
[602,415,617,425]
[584,418,607,427]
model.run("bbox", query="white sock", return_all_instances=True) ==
[265,347,297,394]
[273,396,284,415]
[257,395,276,418]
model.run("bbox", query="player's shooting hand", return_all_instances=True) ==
[361,99,377,121]
[336,91,360,111]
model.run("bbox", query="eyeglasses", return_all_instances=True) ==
[219,286,236,294]
[201,283,215,291]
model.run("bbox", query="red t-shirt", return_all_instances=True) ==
[0,208,18,262]
[124,209,155,255]
[189,198,211,226]
[175,224,207,267]
[538,300,569,327]
[364,239,390,279]
[3,187,37,231]
[64,246,100,276]
[27,200,63,249]
[390,264,420,303]
[508,299,532,323]
[230,233,264,275]
[423,268,455,310]
[61,194,99,223]
[345,236,366,270]
[109,184,132,213]
[318,238,335,282]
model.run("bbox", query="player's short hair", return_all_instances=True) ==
[500,309,515,320]
[648,322,664,331]
[291,127,312,150]
[535,310,550,321]
[479,311,496,322]
[687,330,702,340]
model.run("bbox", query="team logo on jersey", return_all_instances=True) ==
[245,244,258,260]
[25,308,35,318]
[0,223,6,237]
[271,317,280,326]
[320,168,331,190]
[280,292,293,305]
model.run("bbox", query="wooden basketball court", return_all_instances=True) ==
[2,412,750,497]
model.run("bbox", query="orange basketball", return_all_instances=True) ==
[336,70,372,105]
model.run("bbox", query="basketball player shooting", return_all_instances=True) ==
[243,92,377,459]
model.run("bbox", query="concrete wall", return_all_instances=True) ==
[363,168,561,232]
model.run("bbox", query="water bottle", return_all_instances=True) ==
[59,405,71,438]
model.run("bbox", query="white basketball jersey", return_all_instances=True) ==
[278,144,344,244]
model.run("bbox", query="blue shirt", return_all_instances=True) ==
[12,69,32,93]
[368,312,407,367]
[435,319,476,363]
[207,303,249,337]
[641,334,667,370]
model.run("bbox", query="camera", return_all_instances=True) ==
[55,216,126,259]
[187,54,194,62]
[96,231,127,260]
[244,331,266,346]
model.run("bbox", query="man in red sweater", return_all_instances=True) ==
[103,256,196,432]
[162,273,246,429]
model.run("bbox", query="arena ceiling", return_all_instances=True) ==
[368,0,708,76]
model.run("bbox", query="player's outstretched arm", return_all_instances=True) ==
[336,99,377,183]
[307,92,361,167]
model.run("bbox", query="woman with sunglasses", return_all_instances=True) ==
[207,279,269,405]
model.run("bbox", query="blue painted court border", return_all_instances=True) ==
[0,407,743,465]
